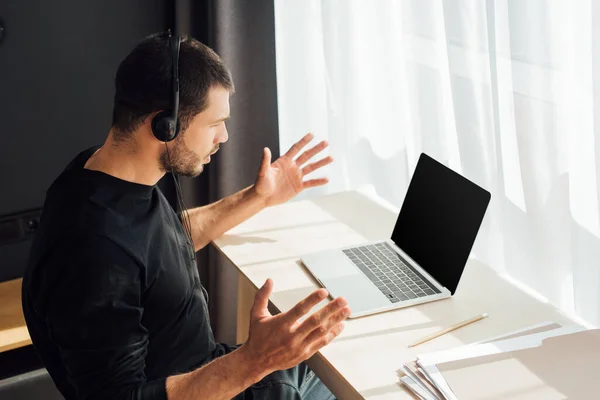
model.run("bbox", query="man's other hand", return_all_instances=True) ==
[240,278,350,378]
[254,133,333,207]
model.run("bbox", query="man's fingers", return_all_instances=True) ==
[284,133,314,159]
[307,321,346,353]
[258,147,272,177]
[282,288,329,325]
[250,278,273,321]
[295,297,350,338]
[301,156,333,176]
[303,178,329,189]
[295,140,329,166]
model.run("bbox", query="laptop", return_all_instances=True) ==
[301,153,491,318]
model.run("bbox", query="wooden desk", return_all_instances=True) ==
[0,278,31,353]
[213,191,577,399]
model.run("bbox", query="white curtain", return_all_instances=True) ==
[274,0,600,326]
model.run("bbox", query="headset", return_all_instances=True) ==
[151,31,181,142]
[153,30,196,261]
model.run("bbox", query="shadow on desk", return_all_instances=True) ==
[218,234,276,246]
[334,321,438,343]
[311,191,397,242]
[361,382,406,398]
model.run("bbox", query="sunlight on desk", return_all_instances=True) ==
[213,191,578,399]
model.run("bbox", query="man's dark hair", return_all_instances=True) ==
[111,32,234,140]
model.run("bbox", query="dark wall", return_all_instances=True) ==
[0,1,169,281]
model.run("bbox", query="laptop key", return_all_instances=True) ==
[406,292,417,299]
[393,290,406,298]
[359,269,377,281]
[355,264,370,273]
[365,272,378,281]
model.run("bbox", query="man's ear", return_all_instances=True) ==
[144,112,162,141]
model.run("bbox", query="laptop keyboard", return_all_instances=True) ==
[342,243,441,303]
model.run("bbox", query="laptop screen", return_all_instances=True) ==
[391,153,490,294]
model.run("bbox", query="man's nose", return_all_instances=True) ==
[219,127,229,144]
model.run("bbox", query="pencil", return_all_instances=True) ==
[408,312,489,348]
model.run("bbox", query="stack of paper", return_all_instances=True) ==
[400,322,600,400]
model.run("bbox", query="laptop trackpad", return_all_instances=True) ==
[320,272,391,316]
[303,250,391,315]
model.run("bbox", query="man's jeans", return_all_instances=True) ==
[234,361,336,400]
[210,344,336,399]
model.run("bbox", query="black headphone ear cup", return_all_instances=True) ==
[152,111,179,142]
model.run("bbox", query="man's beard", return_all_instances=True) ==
[159,136,215,178]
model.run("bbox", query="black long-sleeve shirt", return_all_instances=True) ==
[22,147,228,399]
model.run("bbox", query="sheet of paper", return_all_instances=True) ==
[400,375,436,400]
[419,325,586,399]
[421,364,458,400]
[400,364,442,400]
[418,367,436,387]
[418,324,584,366]
[438,329,600,399]
[416,321,561,367]
[412,322,573,400]
[406,361,445,400]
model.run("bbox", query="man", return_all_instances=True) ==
[22,32,351,399]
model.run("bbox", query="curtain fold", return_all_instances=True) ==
[275,0,600,326]
[172,0,280,343]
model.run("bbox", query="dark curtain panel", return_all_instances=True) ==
[172,0,280,344]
